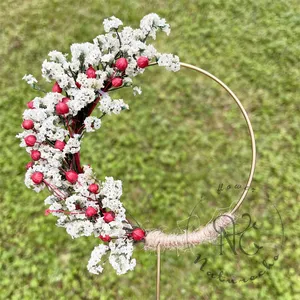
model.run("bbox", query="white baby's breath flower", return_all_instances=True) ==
[109,238,136,275]
[67,87,96,116]
[87,244,109,274]
[99,93,129,115]
[22,74,38,85]
[103,16,123,33]
[70,43,102,70]
[48,50,68,64]
[157,53,180,72]
[133,86,142,96]
[65,195,87,211]
[66,220,94,238]
[140,13,171,40]
[84,116,102,132]
[63,137,81,154]
[123,77,132,86]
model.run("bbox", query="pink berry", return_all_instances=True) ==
[88,183,99,194]
[22,119,34,130]
[86,66,96,78]
[99,235,111,242]
[31,150,41,161]
[85,206,98,217]
[103,211,115,223]
[65,170,78,184]
[112,77,123,87]
[131,228,145,241]
[24,135,36,147]
[137,56,149,68]
[115,58,128,71]
[26,161,34,169]
[54,140,66,151]
[62,97,70,103]
[31,172,44,184]
[52,82,62,93]
[55,102,69,115]
[27,100,34,109]
[76,82,81,88]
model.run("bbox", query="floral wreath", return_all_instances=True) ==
[18,13,256,276]
[18,14,181,275]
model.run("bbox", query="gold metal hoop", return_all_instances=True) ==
[151,62,256,300]
[151,62,256,214]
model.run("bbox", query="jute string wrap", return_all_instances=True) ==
[143,62,256,251]
[145,213,235,250]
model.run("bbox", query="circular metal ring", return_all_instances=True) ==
[152,62,256,215]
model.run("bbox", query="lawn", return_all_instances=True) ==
[0,0,299,299]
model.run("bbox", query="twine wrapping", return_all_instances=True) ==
[144,213,235,251]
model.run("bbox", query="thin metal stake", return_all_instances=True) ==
[156,243,161,300]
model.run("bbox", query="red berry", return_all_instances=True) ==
[76,82,81,88]
[31,150,41,161]
[55,102,69,115]
[75,203,82,210]
[31,171,44,184]
[65,170,78,184]
[27,100,34,109]
[24,135,36,147]
[99,235,111,242]
[86,66,96,78]
[54,140,66,151]
[44,209,51,216]
[88,183,99,194]
[137,56,149,68]
[22,119,34,130]
[85,206,98,217]
[112,77,123,87]
[26,161,34,169]
[52,82,62,93]
[115,58,128,71]
[131,228,145,241]
[103,211,115,223]
[62,97,70,103]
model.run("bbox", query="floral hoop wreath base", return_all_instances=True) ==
[144,62,256,251]
[18,14,256,276]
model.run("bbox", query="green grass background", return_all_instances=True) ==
[0,0,299,299]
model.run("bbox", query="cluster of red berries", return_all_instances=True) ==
[23,56,150,168]
[31,169,146,241]
[23,55,148,245]
[99,227,146,242]
[52,56,150,94]
[82,56,149,90]
[85,181,145,242]
[49,56,149,115]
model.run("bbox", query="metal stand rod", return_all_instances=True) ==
[156,243,161,300]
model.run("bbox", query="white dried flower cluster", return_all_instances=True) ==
[133,86,142,96]
[103,16,123,33]
[88,244,109,274]
[140,13,171,39]
[18,13,180,275]
[22,74,38,85]
[84,116,102,132]
[99,92,129,115]
[158,53,180,72]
